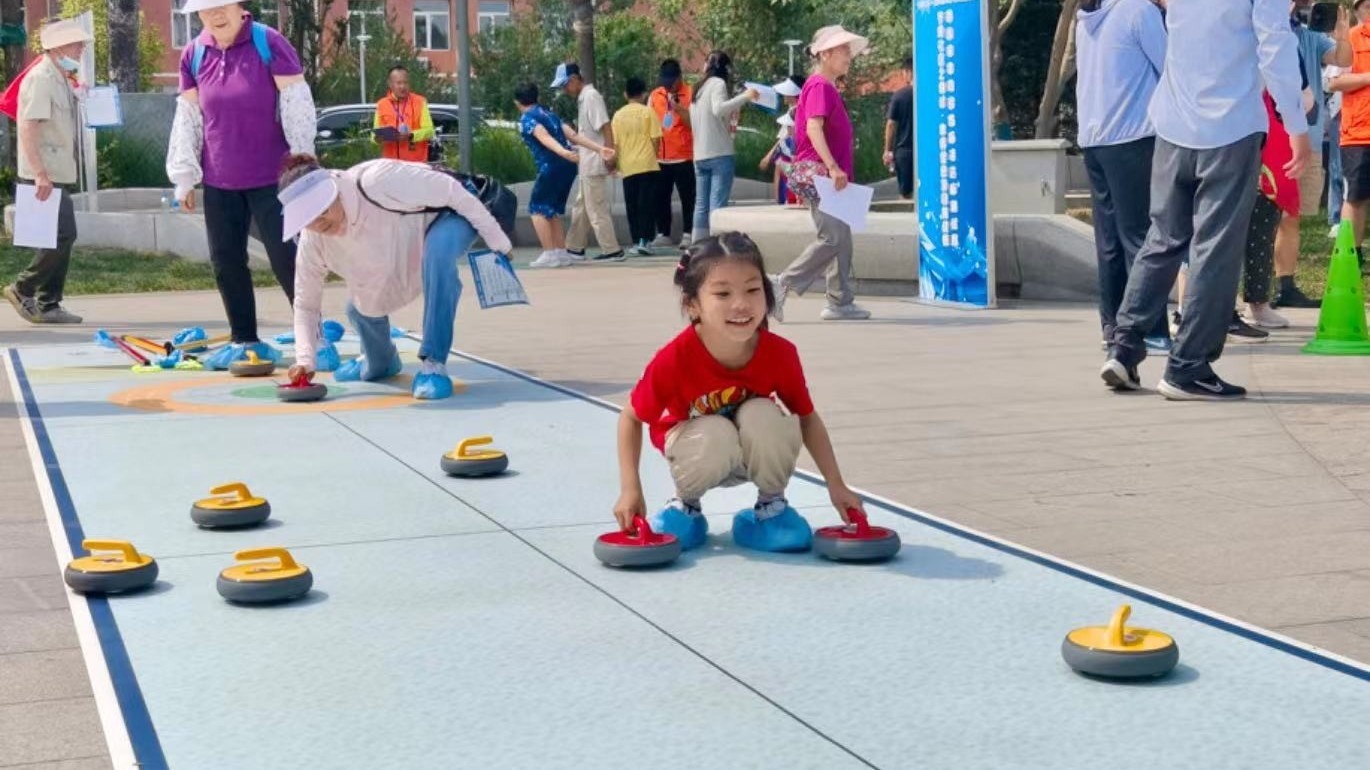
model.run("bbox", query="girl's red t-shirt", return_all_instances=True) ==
[630,325,815,452]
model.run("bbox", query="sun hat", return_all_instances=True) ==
[810,25,869,58]
[179,0,242,13]
[773,79,802,98]
[279,169,340,241]
[39,19,94,50]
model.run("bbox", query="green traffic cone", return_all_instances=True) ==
[1302,220,1370,355]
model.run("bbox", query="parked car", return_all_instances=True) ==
[315,103,488,154]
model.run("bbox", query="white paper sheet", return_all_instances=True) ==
[13,185,61,249]
[466,250,529,309]
[814,176,874,233]
[744,82,780,112]
[84,85,123,128]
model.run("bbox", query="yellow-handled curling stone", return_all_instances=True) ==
[229,350,275,377]
[191,482,271,529]
[217,547,313,604]
[441,435,509,477]
[64,540,159,594]
[1062,604,1179,679]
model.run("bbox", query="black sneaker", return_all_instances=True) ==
[1157,376,1246,401]
[1272,285,1320,308]
[1228,311,1269,342]
[593,250,627,262]
[1099,358,1141,391]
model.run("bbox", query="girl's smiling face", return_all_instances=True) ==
[686,259,769,343]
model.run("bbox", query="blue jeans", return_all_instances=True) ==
[348,211,475,367]
[1328,113,1344,226]
[692,156,735,240]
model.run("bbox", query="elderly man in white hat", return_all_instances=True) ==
[3,19,92,325]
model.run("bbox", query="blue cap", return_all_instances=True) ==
[550,62,580,89]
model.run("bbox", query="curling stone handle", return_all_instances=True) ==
[81,539,141,563]
[245,349,261,365]
[232,547,299,571]
[209,482,253,503]
[632,514,655,541]
[846,507,871,535]
[1106,604,1132,647]
[455,435,494,458]
[290,371,314,387]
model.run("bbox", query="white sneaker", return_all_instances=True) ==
[678,232,693,248]
[1247,304,1289,329]
[651,234,674,247]
[1330,224,1341,238]
[769,274,789,323]
[820,302,871,321]
[561,248,586,263]
[530,250,570,268]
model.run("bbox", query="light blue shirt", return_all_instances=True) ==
[1075,0,1168,148]
[1295,24,1335,148]
[1148,0,1307,150]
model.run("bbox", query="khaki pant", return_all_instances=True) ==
[566,174,620,253]
[778,202,855,307]
[1297,158,1325,217]
[663,398,802,503]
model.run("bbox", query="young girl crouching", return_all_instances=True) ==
[614,232,864,552]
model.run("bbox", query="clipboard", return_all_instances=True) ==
[744,82,780,113]
[84,85,123,128]
[466,250,529,309]
[372,126,403,142]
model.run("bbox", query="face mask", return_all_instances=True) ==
[57,56,80,72]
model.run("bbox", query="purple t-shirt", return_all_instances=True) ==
[794,75,854,179]
[179,16,303,190]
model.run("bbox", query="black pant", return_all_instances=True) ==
[1083,137,1169,341]
[203,184,297,343]
[15,182,77,310]
[1243,195,1280,304]
[655,161,696,239]
[623,171,660,244]
[894,147,914,199]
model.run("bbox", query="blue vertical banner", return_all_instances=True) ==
[913,0,995,308]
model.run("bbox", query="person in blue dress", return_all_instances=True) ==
[514,82,615,268]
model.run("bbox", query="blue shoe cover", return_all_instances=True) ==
[93,329,117,349]
[273,331,295,345]
[203,343,246,370]
[245,342,281,364]
[315,343,341,373]
[648,501,708,550]
[412,372,453,400]
[732,503,812,552]
[390,326,408,338]
[335,352,402,382]
[322,319,346,343]
[172,326,208,352]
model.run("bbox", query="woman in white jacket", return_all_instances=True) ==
[688,51,758,243]
[277,155,513,400]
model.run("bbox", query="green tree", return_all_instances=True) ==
[471,6,572,120]
[314,9,456,106]
[36,0,166,90]
[108,0,140,93]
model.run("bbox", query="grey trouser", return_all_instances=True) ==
[778,202,854,307]
[1110,133,1263,384]
[663,398,802,504]
[14,182,77,310]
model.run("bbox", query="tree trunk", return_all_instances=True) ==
[571,0,595,85]
[1,0,23,84]
[107,0,140,92]
[1033,0,1080,139]
[989,0,1027,140]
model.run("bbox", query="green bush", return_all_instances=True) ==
[469,127,536,185]
[318,126,382,170]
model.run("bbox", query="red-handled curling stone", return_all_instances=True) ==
[814,508,901,562]
[594,514,681,568]
[277,372,327,402]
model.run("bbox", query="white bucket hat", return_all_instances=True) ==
[39,19,94,51]
[810,25,869,58]
[179,1,243,14]
[279,169,340,241]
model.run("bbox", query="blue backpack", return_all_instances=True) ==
[190,21,272,80]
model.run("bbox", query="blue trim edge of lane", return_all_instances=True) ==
[9,349,169,769]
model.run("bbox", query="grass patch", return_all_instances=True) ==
[0,241,279,295]
[1066,208,1368,300]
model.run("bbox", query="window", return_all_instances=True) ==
[478,1,511,34]
[348,0,385,39]
[172,0,205,48]
[413,1,450,51]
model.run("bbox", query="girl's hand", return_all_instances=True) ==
[287,364,312,381]
[613,489,646,531]
[562,148,579,163]
[600,147,617,162]
[829,484,864,523]
[829,166,850,192]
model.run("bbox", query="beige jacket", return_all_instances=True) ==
[17,56,79,185]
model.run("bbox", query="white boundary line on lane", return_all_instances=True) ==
[3,350,138,770]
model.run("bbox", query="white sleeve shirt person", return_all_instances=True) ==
[281,159,513,401]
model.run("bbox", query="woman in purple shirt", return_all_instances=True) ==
[771,25,871,323]
[166,1,317,370]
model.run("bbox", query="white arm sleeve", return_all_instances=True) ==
[166,97,203,201]
[280,80,318,156]
[292,234,329,371]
